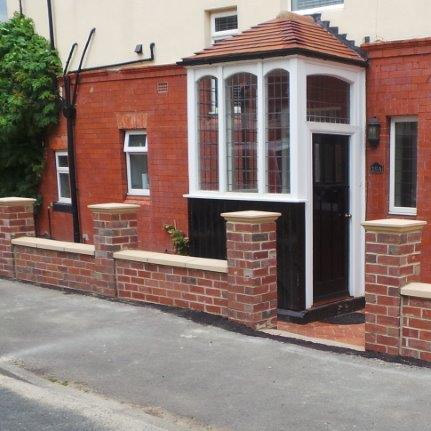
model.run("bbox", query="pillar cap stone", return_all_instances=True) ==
[221,210,281,223]
[0,197,36,207]
[401,282,431,299]
[362,218,427,233]
[88,203,140,213]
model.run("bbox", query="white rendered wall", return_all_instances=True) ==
[6,0,431,69]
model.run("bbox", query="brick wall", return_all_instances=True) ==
[2,201,279,330]
[38,64,188,253]
[401,293,431,362]
[0,198,36,278]
[363,219,431,361]
[223,211,280,329]
[14,245,95,293]
[364,39,431,282]
[363,220,424,355]
[116,260,228,315]
[90,203,139,297]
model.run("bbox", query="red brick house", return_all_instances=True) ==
[35,11,431,321]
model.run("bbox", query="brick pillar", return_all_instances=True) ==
[0,197,36,279]
[221,210,281,330]
[88,203,139,297]
[362,219,426,356]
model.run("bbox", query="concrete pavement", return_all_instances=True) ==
[0,362,180,431]
[1,279,431,431]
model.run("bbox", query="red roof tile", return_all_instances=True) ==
[180,13,366,66]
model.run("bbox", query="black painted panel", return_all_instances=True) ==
[188,198,306,311]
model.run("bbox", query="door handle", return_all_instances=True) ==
[344,213,352,219]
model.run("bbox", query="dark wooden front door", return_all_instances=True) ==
[313,134,350,302]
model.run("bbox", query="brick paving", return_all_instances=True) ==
[277,312,365,348]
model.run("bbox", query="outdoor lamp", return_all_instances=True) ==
[367,117,381,147]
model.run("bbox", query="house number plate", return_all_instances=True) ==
[370,162,384,174]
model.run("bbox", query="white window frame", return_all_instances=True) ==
[211,10,238,43]
[124,130,150,196]
[291,0,344,15]
[389,116,418,216]
[55,151,71,204]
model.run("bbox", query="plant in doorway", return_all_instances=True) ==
[163,224,189,256]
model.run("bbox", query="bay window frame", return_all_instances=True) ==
[187,56,366,310]
[189,59,301,202]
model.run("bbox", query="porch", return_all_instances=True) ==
[180,12,367,319]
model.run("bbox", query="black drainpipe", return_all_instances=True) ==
[62,29,96,243]
[46,0,55,50]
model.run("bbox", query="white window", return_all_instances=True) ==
[124,131,150,196]
[291,0,343,12]
[211,11,238,43]
[55,151,71,204]
[0,0,7,22]
[389,117,418,215]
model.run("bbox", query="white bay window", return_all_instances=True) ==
[188,59,361,204]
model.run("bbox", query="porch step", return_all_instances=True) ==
[278,296,365,324]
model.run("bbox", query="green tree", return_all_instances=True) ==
[0,13,61,200]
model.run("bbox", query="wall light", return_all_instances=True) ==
[367,117,381,147]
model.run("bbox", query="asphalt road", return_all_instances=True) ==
[1,279,431,431]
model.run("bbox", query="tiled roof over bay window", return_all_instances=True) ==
[180,12,366,66]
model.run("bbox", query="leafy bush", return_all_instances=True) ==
[163,224,189,256]
[0,13,61,200]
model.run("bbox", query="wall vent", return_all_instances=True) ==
[157,82,168,94]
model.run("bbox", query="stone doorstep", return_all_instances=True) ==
[113,249,228,273]
[261,328,365,352]
[401,282,431,299]
[11,236,95,256]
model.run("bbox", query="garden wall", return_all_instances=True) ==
[0,197,279,330]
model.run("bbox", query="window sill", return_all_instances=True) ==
[388,209,418,217]
[125,195,151,206]
[293,3,344,15]
[52,202,72,213]
[184,192,307,203]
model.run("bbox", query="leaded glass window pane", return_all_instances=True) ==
[307,75,350,124]
[226,73,257,192]
[197,76,219,191]
[266,70,290,194]
[394,121,417,208]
